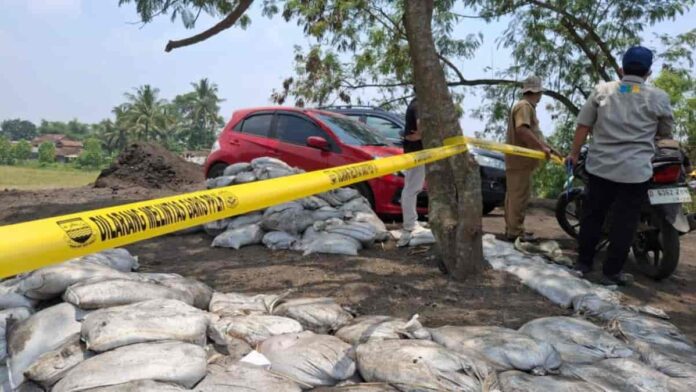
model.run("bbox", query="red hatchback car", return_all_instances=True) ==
[204,107,426,216]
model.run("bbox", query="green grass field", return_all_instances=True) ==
[0,165,100,190]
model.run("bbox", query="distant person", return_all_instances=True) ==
[401,95,424,232]
[567,46,674,286]
[504,75,554,242]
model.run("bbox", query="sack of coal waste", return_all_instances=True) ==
[251,157,293,170]
[52,341,207,392]
[262,202,314,235]
[134,272,213,310]
[79,380,188,391]
[0,292,36,310]
[498,370,603,392]
[203,219,231,237]
[81,299,209,352]
[18,259,131,300]
[258,331,356,388]
[302,232,362,256]
[0,307,32,363]
[234,171,257,184]
[351,212,389,242]
[323,220,378,246]
[311,206,346,221]
[63,278,194,309]
[628,338,696,387]
[24,333,93,389]
[300,196,330,210]
[80,249,139,272]
[312,384,399,391]
[208,314,303,347]
[7,303,84,389]
[223,162,252,176]
[208,291,286,317]
[335,315,430,345]
[226,212,264,230]
[429,325,561,375]
[194,361,302,392]
[519,316,633,364]
[206,175,235,189]
[356,339,492,392]
[339,197,374,214]
[211,224,264,249]
[273,297,353,334]
[561,357,691,392]
[263,231,300,251]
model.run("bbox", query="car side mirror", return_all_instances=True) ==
[307,136,330,151]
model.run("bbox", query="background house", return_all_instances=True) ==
[31,134,84,162]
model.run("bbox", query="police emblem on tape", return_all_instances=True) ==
[57,217,96,248]
[217,190,239,209]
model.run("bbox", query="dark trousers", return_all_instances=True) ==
[577,174,648,276]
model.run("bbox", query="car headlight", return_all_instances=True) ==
[210,140,221,154]
[474,154,506,170]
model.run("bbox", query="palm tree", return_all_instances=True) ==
[121,85,169,142]
[184,78,225,149]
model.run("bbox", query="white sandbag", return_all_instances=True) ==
[81,299,209,352]
[0,307,32,363]
[53,341,207,392]
[258,331,356,388]
[498,370,603,392]
[316,191,344,207]
[207,175,235,189]
[312,384,399,391]
[334,188,362,203]
[312,206,346,222]
[211,224,264,249]
[227,212,263,230]
[628,339,696,386]
[195,362,302,391]
[262,203,314,235]
[302,233,362,256]
[300,196,330,210]
[18,261,131,300]
[255,165,295,180]
[24,333,93,389]
[233,171,257,183]
[356,339,490,392]
[82,380,188,391]
[209,315,303,346]
[263,231,300,250]
[208,291,285,317]
[0,293,35,310]
[251,157,292,170]
[63,278,194,309]
[339,197,374,214]
[430,325,561,375]
[519,316,633,364]
[325,221,378,245]
[223,162,252,176]
[561,358,690,392]
[134,273,213,310]
[82,249,139,272]
[7,303,84,389]
[203,219,231,236]
[351,212,389,242]
[273,297,353,333]
[335,315,430,345]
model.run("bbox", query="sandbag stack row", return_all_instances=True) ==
[205,157,393,256]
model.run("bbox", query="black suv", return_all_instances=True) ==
[322,105,506,214]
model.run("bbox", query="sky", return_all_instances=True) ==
[1,0,694,137]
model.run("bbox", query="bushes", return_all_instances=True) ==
[76,138,105,169]
[533,162,568,199]
[38,142,56,165]
[0,136,14,165]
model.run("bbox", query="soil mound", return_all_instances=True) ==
[95,143,204,190]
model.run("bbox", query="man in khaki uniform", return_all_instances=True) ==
[504,75,553,241]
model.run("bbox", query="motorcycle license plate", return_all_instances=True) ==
[648,187,692,205]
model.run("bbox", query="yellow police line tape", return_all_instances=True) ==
[0,137,560,278]
[444,136,565,165]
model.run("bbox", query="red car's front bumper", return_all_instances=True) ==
[369,174,428,217]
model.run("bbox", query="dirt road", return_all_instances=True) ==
[1,187,694,337]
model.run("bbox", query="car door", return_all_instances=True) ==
[230,112,279,162]
[364,114,404,144]
[274,112,333,171]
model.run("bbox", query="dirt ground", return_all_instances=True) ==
[1,186,694,338]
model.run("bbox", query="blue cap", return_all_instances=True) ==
[622,46,653,74]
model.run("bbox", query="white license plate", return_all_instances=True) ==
[648,187,692,205]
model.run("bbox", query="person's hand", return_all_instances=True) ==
[541,145,552,159]
[565,154,578,168]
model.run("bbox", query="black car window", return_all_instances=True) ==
[316,114,389,146]
[240,114,273,137]
[365,115,403,140]
[276,114,327,146]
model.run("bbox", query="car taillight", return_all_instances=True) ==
[653,165,681,183]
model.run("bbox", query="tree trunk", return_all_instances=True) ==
[403,0,484,279]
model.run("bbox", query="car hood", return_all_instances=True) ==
[353,145,404,157]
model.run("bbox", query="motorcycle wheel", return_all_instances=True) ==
[632,217,680,280]
[555,188,584,239]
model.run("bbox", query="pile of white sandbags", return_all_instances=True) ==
[205,157,392,256]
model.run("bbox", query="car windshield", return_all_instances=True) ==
[316,114,390,146]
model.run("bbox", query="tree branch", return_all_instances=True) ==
[164,0,254,52]
[558,18,611,81]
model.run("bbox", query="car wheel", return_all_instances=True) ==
[482,202,496,215]
[351,182,375,208]
[207,163,228,179]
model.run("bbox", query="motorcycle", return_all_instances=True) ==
[556,145,695,280]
